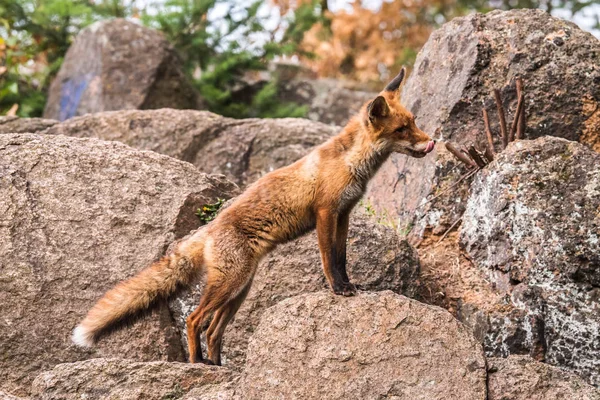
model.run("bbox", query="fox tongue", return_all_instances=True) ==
[425,141,435,153]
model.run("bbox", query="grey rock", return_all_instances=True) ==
[241,291,487,400]
[278,78,375,126]
[488,355,600,400]
[42,109,338,187]
[460,137,600,385]
[235,63,376,127]
[367,9,600,241]
[0,133,237,395]
[0,116,57,134]
[44,19,200,121]
[30,358,236,400]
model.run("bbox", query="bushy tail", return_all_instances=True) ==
[72,248,201,348]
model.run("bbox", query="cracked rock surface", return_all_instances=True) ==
[460,137,600,385]
[0,133,237,396]
[40,109,338,188]
[30,358,235,400]
[241,291,487,400]
[488,355,600,400]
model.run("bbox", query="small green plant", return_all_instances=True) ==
[359,200,400,230]
[161,383,184,400]
[196,198,225,224]
[360,199,377,217]
[397,221,414,238]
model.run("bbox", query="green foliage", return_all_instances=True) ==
[251,80,307,118]
[196,198,225,224]
[0,0,92,116]
[0,0,320,118]
[142,0,319,117]
[395,47,419,70]
[2,0,595,118]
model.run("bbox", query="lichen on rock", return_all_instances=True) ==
[460,136,600,385]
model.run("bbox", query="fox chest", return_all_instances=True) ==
[339,181,367,212]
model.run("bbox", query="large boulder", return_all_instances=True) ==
[241,291,487,400]
[43,20,200,121]
[0,133,237,395]
[367,9,600,241]
[169,209,421,367]
[41,109,338,187]
[460,137,600,385]
[237,63,376,127]
[31,359,236,400]
[487,355,600,400]
[277,77,375,126]
[0,116,57,134]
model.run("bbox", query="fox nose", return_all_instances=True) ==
[425,140,435,153]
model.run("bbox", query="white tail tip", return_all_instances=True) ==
[72,325,94,348]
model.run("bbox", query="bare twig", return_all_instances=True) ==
[460,147,471,159]
[482,108,495,161]
[483,143,494,164]
[494,89,509,149]
[447,79,527,170]
[7,104,18,116]
[509,93,525,143]
[516,78,526,140]
[468,145,487,168]
[416,168,479,209]
[436,217,463,246]
[446,142,476,168]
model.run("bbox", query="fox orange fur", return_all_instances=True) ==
[73,68,435,365]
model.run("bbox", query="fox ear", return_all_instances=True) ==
[384,67,406,92]
[367,96,390,121]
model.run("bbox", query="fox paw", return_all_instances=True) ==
[333,282,357,296]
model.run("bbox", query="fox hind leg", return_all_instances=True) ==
[205,280,252,365]
[186,279,231,364]
[186,268,255,364]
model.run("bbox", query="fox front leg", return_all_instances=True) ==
[316,208,356,296]
[335,212,356,293]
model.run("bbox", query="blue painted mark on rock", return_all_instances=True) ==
[59,74,94,121]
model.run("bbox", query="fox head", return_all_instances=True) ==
[364,68,435,158]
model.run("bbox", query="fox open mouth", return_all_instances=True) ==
[405,148,428,158]
[405,141,435,158]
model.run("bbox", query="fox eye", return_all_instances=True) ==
[395,126,408,134]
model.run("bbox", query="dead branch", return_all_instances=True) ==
[483,143,494,164]
[446,142,476,168]
[482,108,495,161]
[416,168,479,209]
[435,217,462,247]
[516,78,526,140]
[509,93,524,143]
[441,78,528,202]
[494,89,509,148]
[468,145,487,168]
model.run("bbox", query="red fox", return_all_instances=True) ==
[73,68,435,365]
